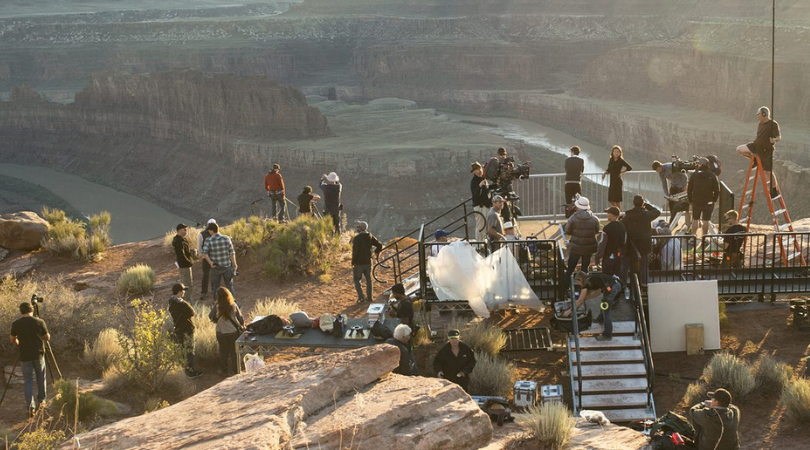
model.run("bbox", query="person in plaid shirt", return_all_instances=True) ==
[201,222,238,298]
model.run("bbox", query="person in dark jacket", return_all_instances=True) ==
[621,195,661,287]
[351,221,383,302]
[320,172,342,234]
[433,329,477,392]
[601,145,633,208]
[688,388,741,450]
[597,206,628,287]
[387,324,418,376]
[297,185,321,216]
[722,210,746,268]
[470,161,491,242]
[388,283,414,326]
[687,158,720,236]
[168,283,202,378]
[563,196,600,288]
[172,224,195,300]
[564,146,585,206]
[564,271,623,341]
[736,106,781,197]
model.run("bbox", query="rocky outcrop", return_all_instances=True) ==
[0,211,48,251]
[66,345,492,450]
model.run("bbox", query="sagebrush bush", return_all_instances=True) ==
[702,352,755,401]
[754,354,794,393]
[224,216,276,248]
[15,428,66,450]
[51,379,118,422]
[248,297,301,322]
[40,207,111,261]
[468,350,515,396]
[0,275,116,354]
[515,402,576,450]
[259,216,341,278]
[117,264,156,294]
[192,302,218,364]
[449,318,506,356]
[682,381,707,407]
[117,299,184,395]
[84,328,126,374]
[781,377,810,422]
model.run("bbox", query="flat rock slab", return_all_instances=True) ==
[0,252,45,279]
[567,419,650,450]
[66,345,493,450]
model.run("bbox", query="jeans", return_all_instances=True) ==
[629,250,650,286]
[178,266,193,299]
[200,260,211,296]
[211,265,235,298]
[565,253,592,288]
[328,211,340,234]
[216,332,240,375]
[353,264,372,301]
[268,191,287,222]
[600,280,623,338]
[22,357,46,409]
[602,253,629,287]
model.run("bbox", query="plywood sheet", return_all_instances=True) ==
[648,280,720,352]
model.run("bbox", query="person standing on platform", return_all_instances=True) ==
[652,160,688,216]
[622,195,660,287]
[565,146,585,211]
[487,195,506,253]
[597,206,628,286]
[687,158,720,236]
[470,161,491,242]
[563,196,600,288]
[602,145,633,208]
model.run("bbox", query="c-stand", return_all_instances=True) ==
[0,295,62,409]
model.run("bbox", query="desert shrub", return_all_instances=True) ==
[702,352,755,401]
[753,354,794,393]
[0,276,116,354]
[248,297,300,322]
[682,381,707,407]
[15,428,66,450]
[117,299,184,395]
[117,264,156,294]
[781,377,810,422]
[144,397,170,414]
[515,402,576,450]
[51,379,118,423]
[449,318,506,356]
[40,207,110,261]
[259,216,341,277]
[191,302,218,364]
[84,328,126,374]
[224,216,276,248]
[718,302,728,328]
[468,351,515,396]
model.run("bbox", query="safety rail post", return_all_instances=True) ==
[418,224,428,301]
[462,202,470,241]
[569,273,584,412]
[630,274,655,412]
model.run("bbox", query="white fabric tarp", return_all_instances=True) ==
[427,241,542,318]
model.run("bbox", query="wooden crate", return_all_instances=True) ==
[686,323,704,355]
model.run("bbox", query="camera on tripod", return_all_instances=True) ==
[671,154,722,176]
[30,294,43,305]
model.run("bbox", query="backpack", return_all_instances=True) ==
[246,314,285,335]
[483,156,501,183]
[650,411,697,450]
[370,320,394,341]
[706,155,722,177]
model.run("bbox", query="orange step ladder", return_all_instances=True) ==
[738,155,805,264]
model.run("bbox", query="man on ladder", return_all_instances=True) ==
[735,106,781,198]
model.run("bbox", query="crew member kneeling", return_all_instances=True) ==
[688,388,740,450]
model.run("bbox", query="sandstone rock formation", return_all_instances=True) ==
[0,211,48,251]
[66,345,493,450]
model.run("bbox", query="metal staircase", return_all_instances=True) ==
[568,275,655,423]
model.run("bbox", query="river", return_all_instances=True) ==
[0,164,193,243]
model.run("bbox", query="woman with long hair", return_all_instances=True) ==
[208,287,245,375]
[602,145,633,208]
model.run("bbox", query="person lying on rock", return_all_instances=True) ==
[433,329,476,392]
[387,324,418,376]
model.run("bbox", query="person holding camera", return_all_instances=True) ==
[351,221,383,303]
[621,195,661,287]
[320,172,342,234]
[200,222,237,298]
[687,158,720,236]
[470,161,491,242]
[652,160,689,215]
[688,388,740,450]
[10,302,50,417]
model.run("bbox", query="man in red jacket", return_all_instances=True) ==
[264,163,286,222]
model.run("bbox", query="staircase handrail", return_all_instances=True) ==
[627,237,655,412]
[569,272,584,412]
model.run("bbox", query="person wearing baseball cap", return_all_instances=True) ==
[351,220,383,303]
[597,206,627,286]
[172,223,195,300]
[433,329,476,392]
[687,156,720,236]
[487,195,506,253]
[688,387,740,449]
[430,229,449,258]
[168,283,202,378]
[470,161,491,242]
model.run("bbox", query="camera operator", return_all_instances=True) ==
[688,388,740,450]
[621,195,661,287]
[687,158,720,236]
[652,160,688,215]
[9,301,50,417]
[470,161,491,242]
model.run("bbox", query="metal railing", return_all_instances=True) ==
[513,170,666,221]
[629,273,655,413]
[569,273,584,413]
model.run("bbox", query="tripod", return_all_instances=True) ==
[0,299,62,409]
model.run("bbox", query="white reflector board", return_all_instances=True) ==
[648,280,720,352]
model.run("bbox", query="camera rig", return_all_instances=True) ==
[30,294,44,316]
[671,155,702,173]
[485,156,531,200]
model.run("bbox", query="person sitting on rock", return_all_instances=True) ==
[386,324,418,376]
[433,329,476,392]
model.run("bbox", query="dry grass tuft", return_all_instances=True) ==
[515,402,576,450]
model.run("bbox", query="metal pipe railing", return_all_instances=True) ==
[569,272,584,412]
[629,273,655,412]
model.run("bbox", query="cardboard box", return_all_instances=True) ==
[686,323,704,355]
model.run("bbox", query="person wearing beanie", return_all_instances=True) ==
[388,283,413,326]
[351,221,382,303]
[469,161,491,242]
[687,158,720,236]
[433,329,476,392]
[688,388,740,450]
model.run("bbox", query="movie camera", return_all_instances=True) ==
[486,156,531,200]
[671,154,722,176]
